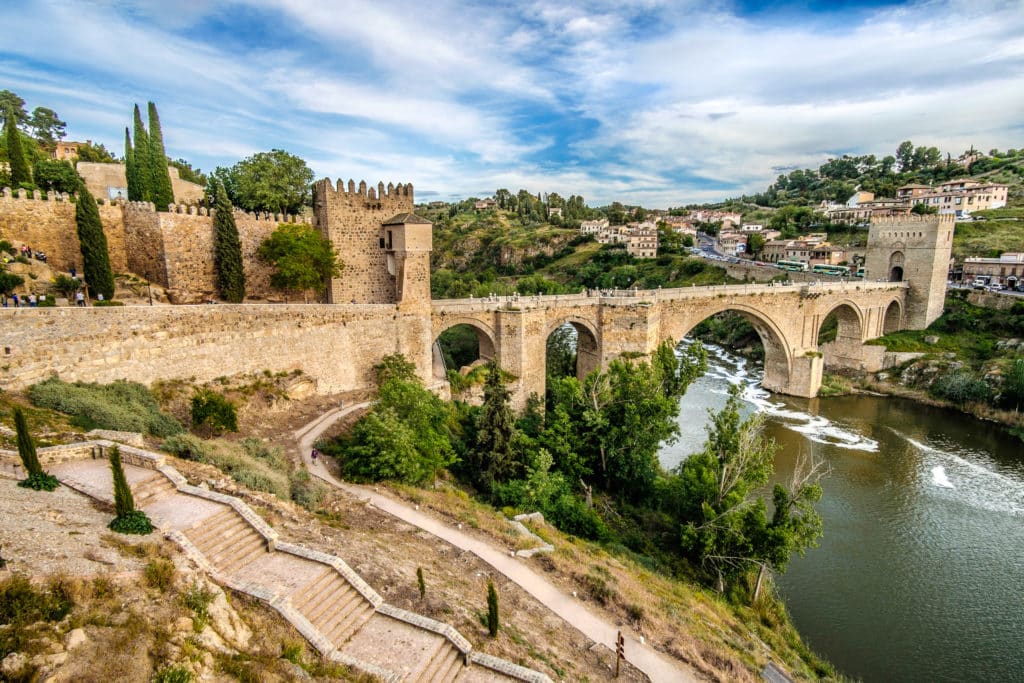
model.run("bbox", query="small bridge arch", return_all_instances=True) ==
[545,315,601,381]
[816,299,867,347]
[431,316,497,380]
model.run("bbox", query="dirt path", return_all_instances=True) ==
[295,405,700,683]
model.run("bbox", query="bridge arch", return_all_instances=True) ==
[882,298,903,335]
[545,316,601,381]
[431,317,497,380]
[660,303,795,394]
[816,300,866,347]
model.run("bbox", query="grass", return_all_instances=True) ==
[952,218,1024,259]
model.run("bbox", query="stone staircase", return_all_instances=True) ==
[23,441,551,683]
[291,567,375,647]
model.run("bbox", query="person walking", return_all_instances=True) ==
[75,290,85,307]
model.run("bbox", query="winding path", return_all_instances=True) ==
[296,404,700,683]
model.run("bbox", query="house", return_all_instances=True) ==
[826,191,911,224]
[548,206,563,218]
[961,253,1024,288]
[896,179,1009,217]
[52,141,81,160]
[580,219,609,236]
[626,228,658,258]
[474,198,498,210]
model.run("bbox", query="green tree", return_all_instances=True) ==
[258,223,341,302]
[14,406,58,491]
[28,107,66,148]
[147,102,175,209]
[131,104,151,201]
[231,149,314,215]
[896,140,915,171]
[75,185,115,300]
[486,580,499,636]
[108,445,154,535]
[911,202,938,215]
[4,106,32,186]
[0,90,27,126]
[191,389,238,434]
[75,141,116,164]
[470,361,517,492]
[213,180,246,302]
[52,274,81,298]
[32,159,79,194]
[0,271,25,295]
[1001,359,1024,413]
[124,127,139,201]
[746,232,766,256]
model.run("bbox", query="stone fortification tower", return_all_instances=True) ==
[864,213,954,329]
[312,179,431,306]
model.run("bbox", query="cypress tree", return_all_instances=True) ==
[213,180,246,302]
[486,580,500,636]
[472,361,516,492]
[146,102,174,210]
[108,445,153,534]
[14,406,57,491]
[124,126,139,201]
[75,185,115,300]
[132,104,152,202]
[4,107,31,187]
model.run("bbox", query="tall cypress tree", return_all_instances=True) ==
[472,361,516,492]
[124,126,139,201]
[132,104,152,202]
[108,446,153,534]
[4,107,31,187]
[213,180,245,302]
[75,185,115,300]
[147,102,174,210]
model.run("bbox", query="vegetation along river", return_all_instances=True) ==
[659,341,1024,683]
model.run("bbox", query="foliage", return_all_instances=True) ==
[18,471,60,491]
[417,567,426,599]
[466,361,517,493]
[258,223,341,301]
[4,106,31,186]
[545,324,577,382]
[323,358,456,485]
[928,370,993,405]
[0,90,28,126]
[220,149,314,215]
[160,433,210,461]
[289,469,328,510]
[374,353,418,384]
[109,446,139,519]
[144,558,176,592]
[190,389,238,434]
[108,509,154,535]
[999,359,1024,413]
[75,185,115,299]
[437,325,480,370]
[184,581,217,632]
[168,158,206,186]
[32,159,79,194]
[486,580,499,636]
[29,377,184,437]
[0,573,72,628]
[146,102,175,210]
[124,126,136,201]
[74,141,116,163]
[130,104,151,202]
[52,274,81,298]
[28,107,66,148]
[13,406,58,491]
[0,271,25,295]
[153,665,193,683]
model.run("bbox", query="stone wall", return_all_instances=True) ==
[314,179,414,304]
[0,304,432,399]
[124,201,166,285]
[0,188,127,273]
[77,162,205,204]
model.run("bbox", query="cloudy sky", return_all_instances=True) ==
[2,0,1022,206]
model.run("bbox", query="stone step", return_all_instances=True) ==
[184,508,237,546]
[322,597,374,646]
[133,472,177,507]
[413,640,461,683]
[187,511,251,555]
[435,645,466,683]
[292,568,344,614]
[205,526,267,572]
[302,579,358,629]
[218,535,269,576]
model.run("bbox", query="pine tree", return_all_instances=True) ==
[124,126,139,201]
[14,406,58,491]
[472,361,516,492]
[147,102,174,210]
[213,180,246,302]
[486,580,500,636]
[108,446,153,535]
[75,185,115,300]
[132,104,152,202]
[4,107,32,187]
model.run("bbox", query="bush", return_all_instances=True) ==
[289,469,327,510]
[191,390,238,434]
[109,509,154,535]
[240,437,287,470]
[144,558,176,592]
[929,370,993,405]
[0,573,72,627]
[153,665,193,683]
[93,299,124,306]
[160,433,210,461]
[18,471,59,491]
[29,377,183,437]
[486,580,499,637]
[184,582,216,631]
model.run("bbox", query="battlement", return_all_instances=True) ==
[870,213,955,227]
[2,187,76,202]
[315,178,414,206]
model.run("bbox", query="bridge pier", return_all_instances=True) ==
[764,352,823,399]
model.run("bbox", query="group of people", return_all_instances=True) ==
[17,244,46,262]
[1,292,46,307]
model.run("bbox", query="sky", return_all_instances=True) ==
[1,0,1022,207]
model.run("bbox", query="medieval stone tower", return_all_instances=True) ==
[312,178,432,306]
[864,213,954,329]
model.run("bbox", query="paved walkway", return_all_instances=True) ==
[297,405,700,683]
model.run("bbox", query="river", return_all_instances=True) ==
[659,341,1024,683]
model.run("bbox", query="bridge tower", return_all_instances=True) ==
[863,213,954,329]
[312,178,431,306]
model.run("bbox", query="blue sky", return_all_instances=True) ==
[2,0,1022,207]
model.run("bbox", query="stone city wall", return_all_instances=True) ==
[0,188,128,273]
[314,179,414,304]
[77,161,205,204]
[0,304,433,398]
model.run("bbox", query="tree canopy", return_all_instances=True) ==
[214,149,314,215]
[258,223,341,301]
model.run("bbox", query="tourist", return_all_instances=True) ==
[69,266,76,279]
[1,293,6,307]
[311,448,319,463]
[28,293,36,307]
[97,292,104,302]
[75,291,85,307]
[11,294,19,308]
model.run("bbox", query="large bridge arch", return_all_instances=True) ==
[545,316,601,381]
[431,317,497,380]
[815,300,866,347]
[660,302,796,395]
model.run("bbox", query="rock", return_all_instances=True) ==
[64,627,87,650]
[207,588,252,650]
[924,335,940,345]
[876,372,889,381]
[174,616,193,632]
[44,652,67,666]
[1,652,28,677]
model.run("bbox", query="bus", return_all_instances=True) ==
[854,267,865,278]
[811,264,851,277]
[776,259,808,272]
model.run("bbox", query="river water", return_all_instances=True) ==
[659,341,1024,682]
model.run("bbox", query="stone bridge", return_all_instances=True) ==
[431,280,908,408]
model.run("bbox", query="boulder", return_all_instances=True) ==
[924,335,940,345]
[64,628,87,650]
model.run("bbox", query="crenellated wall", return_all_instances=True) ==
[0,187,127,273]
[314,178,414,304]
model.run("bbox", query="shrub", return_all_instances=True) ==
[486,580,499,636]
[160,433,210,461]
[240,437,287,470]
[929,370,993,405]
[52,274,81,298]
[0,573,73,627]
[289,469,327,510]
[144,558,176,592]
[153,665,193,683]
[417,567,426,599]
[29,377,183,437]
[190,390,238,434]
[13,406,58,492]
[184,582,216,631]
[93,299,124,306]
